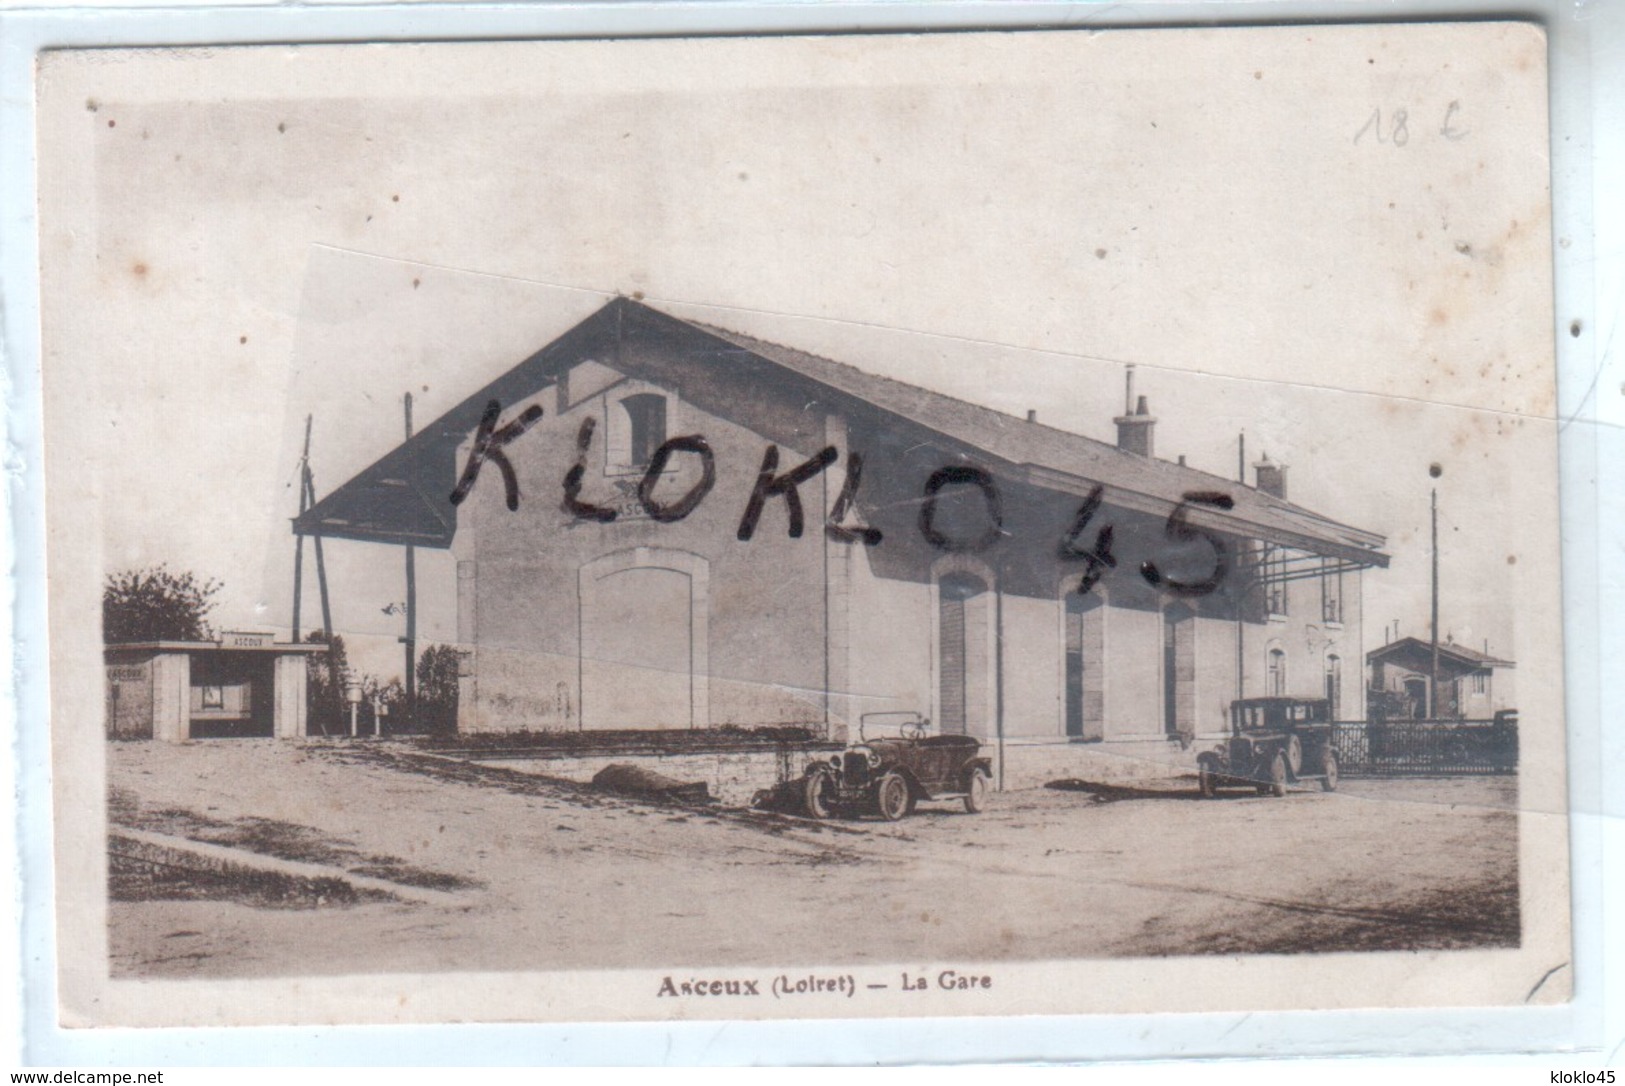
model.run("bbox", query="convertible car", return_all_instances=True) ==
[803,712,992,821]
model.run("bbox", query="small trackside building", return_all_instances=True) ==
[1366,636,1514,720]
[295,298,1388,787]
[105,634,328,742]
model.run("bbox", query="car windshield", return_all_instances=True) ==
[859,711,928,742]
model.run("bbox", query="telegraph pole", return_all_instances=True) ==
[403,393,417,732]
[292,415,333,736]
[293,414,332,640]
[1234,430,1248,705]
[292,415,312,643]
[1430,487,1441,719]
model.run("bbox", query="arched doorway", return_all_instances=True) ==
[1403,676,1428,719]
[1162,603,1196,741]
[938,570,991,737]
[579,549,709,729]
[1064,589,1106,741]
[1324,653,1343,717]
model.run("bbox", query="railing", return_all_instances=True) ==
[1331,719,1518,776]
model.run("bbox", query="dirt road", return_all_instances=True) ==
[106,741,1518,978]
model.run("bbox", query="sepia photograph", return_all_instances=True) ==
[35,23,1570,1027]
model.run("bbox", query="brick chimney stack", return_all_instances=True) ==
[1114,392,1156,458]
[1254,453,1288,499]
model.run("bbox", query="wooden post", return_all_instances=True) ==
[1430,487,1440,718]
[292,415,312,642]
[404,393,417,732]
[1235,430,1247,706]
[305,466,333,638]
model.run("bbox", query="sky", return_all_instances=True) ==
[35,26,1560,687]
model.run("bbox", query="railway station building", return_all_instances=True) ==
[296,299,1388,785]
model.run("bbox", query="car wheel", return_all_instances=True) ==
[875,773,911,821]
[1268,752,1288,798]
[1283,734,1303,779]
[963,769,990,814]
[803,771,836,819]
[1320,748,1339,792]
[1198,763,1217,798]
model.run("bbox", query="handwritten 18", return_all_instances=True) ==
[1353,100,1469,147]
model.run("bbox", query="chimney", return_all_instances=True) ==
[1253,453,1287,499]
[1114,391,1157,458]
[1026,409,1038,423]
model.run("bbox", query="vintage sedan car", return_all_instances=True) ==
[1196,696,1339,797]
[803,712,992,821]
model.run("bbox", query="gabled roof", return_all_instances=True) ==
[294,297,1388,567]
[1366,636,1514,669]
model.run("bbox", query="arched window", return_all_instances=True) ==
[619,393,668,469]
[1324,653,1342,716]
[1267,647,1286,696]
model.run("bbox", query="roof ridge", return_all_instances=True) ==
[687,316,1123,447]
[1369,635,1514,666]
[681,311,1378,544]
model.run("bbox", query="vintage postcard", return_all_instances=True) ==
[36,24,1570,1028]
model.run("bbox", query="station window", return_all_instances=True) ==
[1264,548,1288,617]
[620,393,668,469]
[1267,647,1286,696]
[1321,566,1344,624]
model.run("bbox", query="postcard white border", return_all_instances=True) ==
[1,0,1618,1068]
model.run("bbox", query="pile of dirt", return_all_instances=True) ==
[591,763,712,803]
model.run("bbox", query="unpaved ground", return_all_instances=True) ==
[105,740,1518,977]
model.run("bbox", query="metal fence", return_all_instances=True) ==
[1331,719,1518,777]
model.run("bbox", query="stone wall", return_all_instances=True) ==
[475,749,809,807]
[995,738,1199,792]
[475,735,1200,808]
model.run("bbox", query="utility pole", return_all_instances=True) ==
[307,465,333,639]
[293,414,333,640]
[403,393,417,733]
[1430,487,1441,719]
[292,415,312,643]
[1234,430,1247,705]
[293,415,332,736]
